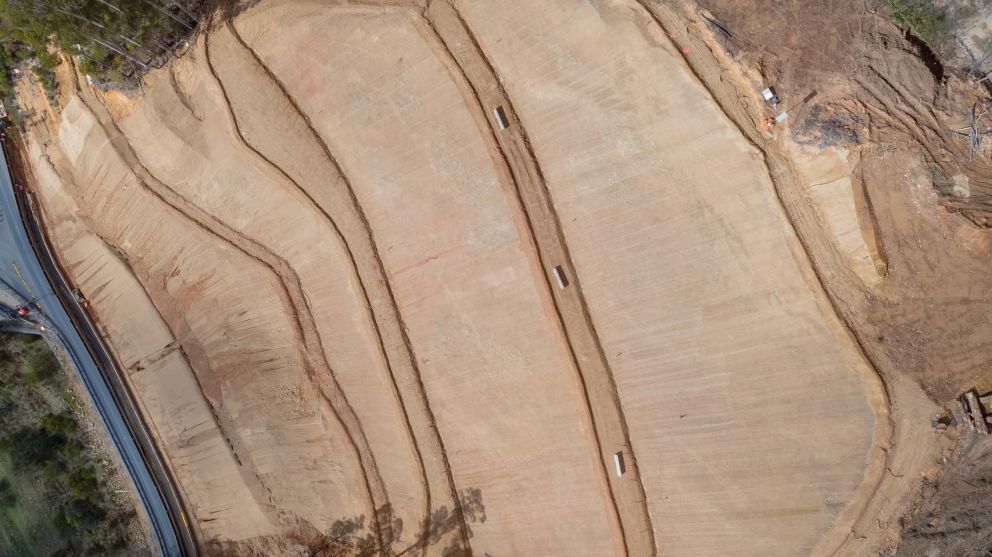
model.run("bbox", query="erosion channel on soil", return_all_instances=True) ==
[12,0,948,556]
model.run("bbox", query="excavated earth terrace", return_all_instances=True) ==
[13,0,948,555]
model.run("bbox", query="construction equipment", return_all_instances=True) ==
[763,113,789,131]
[761,86,779,107]
[763,90,818,131]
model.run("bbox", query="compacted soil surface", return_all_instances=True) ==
[11,0,992,555]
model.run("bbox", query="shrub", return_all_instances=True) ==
[0,478,16,508]
[887,0,950,47]
[3,426,65,466]
[26,348,60,384]
[0,0,199,88]
[42,412,77,437]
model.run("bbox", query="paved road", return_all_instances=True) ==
[0,142,195,556]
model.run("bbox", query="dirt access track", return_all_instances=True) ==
[12,0,950,555]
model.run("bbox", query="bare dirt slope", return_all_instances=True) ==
[688,0,992,402]
[636,1,992,553]
[443,1,893,555]
[235,5,626,555]
[12,0,980,555]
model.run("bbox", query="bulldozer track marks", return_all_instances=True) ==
[68,61,394,551]
[202,27,438,554]
[421,2,658,555]
[224,16,474,554]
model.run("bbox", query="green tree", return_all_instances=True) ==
[0,477,16,508]
[3,426,64,466]
[41,412,77,436]
[0,0,196,86]
[27,348,60,384]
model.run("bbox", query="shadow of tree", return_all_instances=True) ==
[308,487,486,557]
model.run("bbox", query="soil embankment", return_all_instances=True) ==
[11,0,961,555]
[684,0,992,403]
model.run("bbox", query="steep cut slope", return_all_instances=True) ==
[443,1,887,554]
[236,5,625,555]
[11,0,947,555]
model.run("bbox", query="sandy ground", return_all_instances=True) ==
[117,36,431,550]
[690,0,992,402]
[446,1,891,555]
[237,5,624,555]
[9,0,970,555]
[658,1,992,552]
[25,74,376,549]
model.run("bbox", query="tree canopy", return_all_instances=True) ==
[0,0,198,89]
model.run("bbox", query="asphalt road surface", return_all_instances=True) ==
[0,141,195,556]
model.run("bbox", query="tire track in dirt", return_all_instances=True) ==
[28,143,226,550]
[168,64,203,122]
[223,18,473,554]
[201,27,434,554]
[76,217,266,526]
[63,62,392,550]
[629,2,939,555]
[422,2,657,555]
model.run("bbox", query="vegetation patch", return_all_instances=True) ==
[0,0,201,107]
[887,0,951,48]
[0,332,147,555]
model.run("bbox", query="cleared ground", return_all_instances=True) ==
[34,90,371,548]
[451,1,885,554]
[11,0,953,555]
[238,5,623,555]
